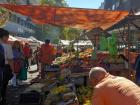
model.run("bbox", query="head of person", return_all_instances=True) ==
[25,43,29,47]
[89,67,108,87]
[12,41,21,50]
[45,39,50,45]
[0,28,9,43]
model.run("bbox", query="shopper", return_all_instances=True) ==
[34,47,40,71]
[40,39,56,78]
[11,41,23,87]
[89,67,140,105]
[23,43,32,69]
[0,43,5,103]
[0,28,13,105]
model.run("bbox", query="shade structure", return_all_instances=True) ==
[0,4,129,30]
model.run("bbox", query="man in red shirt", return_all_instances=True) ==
[40,39,56,78]
[23,43,32,69]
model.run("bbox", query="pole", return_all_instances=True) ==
[127,21,131,79]
[42,24,44,36]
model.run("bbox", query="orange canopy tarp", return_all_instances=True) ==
[0,4,129,30]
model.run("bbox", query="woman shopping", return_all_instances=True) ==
[11,41,23,87]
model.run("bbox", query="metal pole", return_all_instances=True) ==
[42,24,44,35]
[127,21,131,79]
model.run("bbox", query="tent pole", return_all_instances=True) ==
[128,21,131,79]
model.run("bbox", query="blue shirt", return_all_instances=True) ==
[13,48,22,59]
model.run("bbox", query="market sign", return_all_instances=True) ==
[0,4,129,30]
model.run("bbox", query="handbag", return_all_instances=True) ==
[18,66,27,81]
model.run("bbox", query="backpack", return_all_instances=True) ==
[0,44,5,67]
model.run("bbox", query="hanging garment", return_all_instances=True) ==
[108,33,118,56]
[99,36,108,51]
[91,49,97,60]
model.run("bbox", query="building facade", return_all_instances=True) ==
[102,0,140,11]
[100,0,140,45]
[0,0,39,37]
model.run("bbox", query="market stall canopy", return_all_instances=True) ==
[29,36,40,42]
[15,36,33,42]
[107,12,140,31]
[60,40,71,46]
[9,35,17,41]
[74,40,92,46]
[0,4,129,30]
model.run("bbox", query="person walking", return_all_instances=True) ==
[89,67,140,105]
[0,43,5,103]
[34,47,40,71]
[0,28,13,105]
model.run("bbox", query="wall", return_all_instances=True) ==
[103,0,140,11]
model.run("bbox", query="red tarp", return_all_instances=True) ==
[0,4,129,30]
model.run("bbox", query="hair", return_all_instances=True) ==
[89,67,107,80]
[0,28,9,39]
[12,41,21,52]
[45,39,50,44]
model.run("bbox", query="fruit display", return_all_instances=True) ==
[79,48,92,59]
[50,85,67,95]
[44,85,77,105]
[53,53,76,65]
[76,86,92,105]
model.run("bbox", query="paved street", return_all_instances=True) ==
[7,65,39,105]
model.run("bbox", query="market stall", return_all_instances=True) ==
[8,35,17,44]
[0,3,132,105]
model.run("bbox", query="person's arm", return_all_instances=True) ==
[8,59,14,71]
[92,88,105,105]
[7,45,14,70]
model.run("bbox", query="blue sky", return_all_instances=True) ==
[66,0,104,9]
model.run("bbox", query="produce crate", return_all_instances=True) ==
[70,72,89,87]
[44,64,60,72]
[19,83,45,105]
[19,91,44,105]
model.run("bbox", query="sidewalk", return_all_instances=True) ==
[7,65,39,105]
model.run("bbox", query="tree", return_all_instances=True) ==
[6,0,17,4]
[61,27,81,40]
[40,0,67,6]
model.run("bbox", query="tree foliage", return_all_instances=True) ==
[61,27,81,40]
[40,0,67,6]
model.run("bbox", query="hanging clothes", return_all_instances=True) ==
[108,32,118,57]
[99,36,108,51]
[91,47,97,60]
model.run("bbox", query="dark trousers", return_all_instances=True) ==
[41,64,45,79]
[25,57,29,69]
[0,70,3,101]
[0,65,13,104]
[1,77,9,101]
